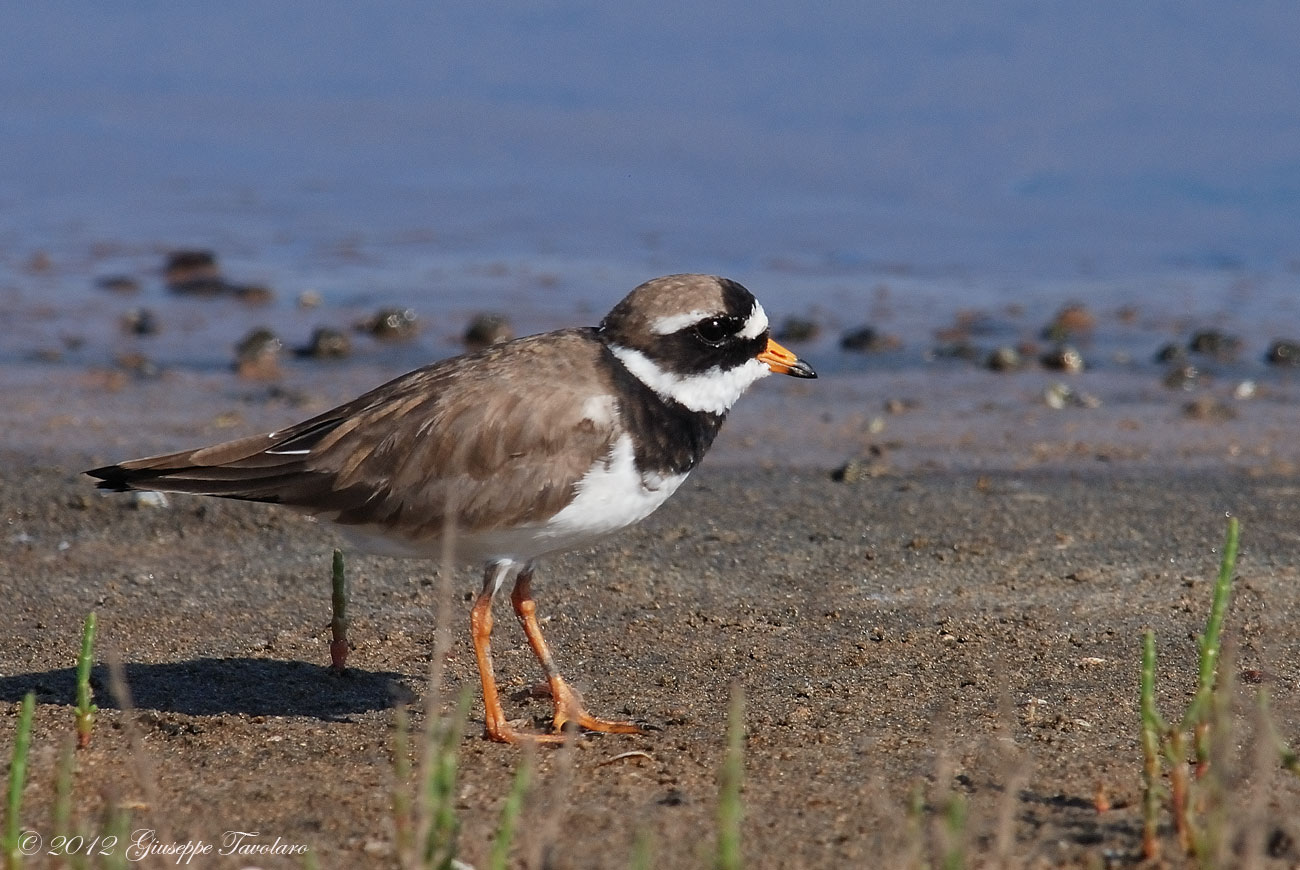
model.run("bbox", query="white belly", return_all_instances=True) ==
[337,434,689,565]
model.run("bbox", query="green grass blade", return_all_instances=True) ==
[75,612,97,749]
[4,692,36,870]
[330,549,349,669]
[715,684,745,870]
[628,825,654,870]
[942,791,967,870]
[392,704,413,863]
[101,804,132,870]
[1282,744,1300,778]
[331,549,347,626]
[1186,518,1239,733]
[1139,629,1163,859]
[422,689,470,870]
[487,754,533,870]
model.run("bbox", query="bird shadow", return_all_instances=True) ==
[0,658,413,722]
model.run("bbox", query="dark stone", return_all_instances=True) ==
[359,308,418,341]
[295,328,352,360]
[120,308,160,336]
[463,313,514,351]
[840,325,900,353]
[986,346,1022,372]
[231,284,274,305]
[1162,364,1200,391]
[164,250,221,290]
[1265,339,1300,366]
[1041,303,1095,341]
[1154,343,1187,364]
[1041,345,1084,372]
[234,328,283,379]
[1183,396,1236,421]
[1188,329,1242,359]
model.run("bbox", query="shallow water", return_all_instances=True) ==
[4,3,1300,465]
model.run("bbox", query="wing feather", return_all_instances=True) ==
[87,329,620,533]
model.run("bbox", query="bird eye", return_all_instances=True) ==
[693,316,736,345]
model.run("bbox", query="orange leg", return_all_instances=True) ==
[470,563,568,744]
[510,567,642,735]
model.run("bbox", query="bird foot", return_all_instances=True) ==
[483,718,577,745]
[549,680,643,735]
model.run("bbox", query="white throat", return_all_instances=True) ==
[609,345,772,415]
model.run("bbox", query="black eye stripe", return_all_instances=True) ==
[693,316,743,344]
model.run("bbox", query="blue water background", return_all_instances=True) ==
[2,2,1299,345]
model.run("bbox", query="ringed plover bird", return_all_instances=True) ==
[88,274,816,743]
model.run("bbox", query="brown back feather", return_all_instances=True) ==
[87,329,619,534]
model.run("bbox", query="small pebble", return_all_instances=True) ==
[986,346,1022,372]
[1041,345,1085,373]
[297,290,323,309]
[1234,380,1257,400]
[129,491,170,509]
[164,249,221,292]
[114,351,162,379]
[163,249,270,300]
[231,283,274,304]
[120,308,160,336]
[359,307,419,341]
[1183,396,1236,421]
[234,327,283,380]
[830,450,888,482]
[1162,364,1200,391]
[1188,329,1242,360]
[1043,383,1101,409]
[1265,339,1300,366]
[1154,343,1187,364]
[463,313,515,351]
[840,325,899,353]
[1041,303,1095,341]
[295,327,352,360]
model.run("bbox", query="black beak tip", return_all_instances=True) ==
[787,359,817,379]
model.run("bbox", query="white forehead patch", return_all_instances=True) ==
[738,301,768,339]
[650,309,714,336]
[650,301,769,340]
[609,345,772,414]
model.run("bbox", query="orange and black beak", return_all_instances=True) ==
[757,337,817,379]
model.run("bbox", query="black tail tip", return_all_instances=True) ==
[85,465,134,492]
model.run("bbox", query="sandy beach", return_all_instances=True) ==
[2,448,1298,868]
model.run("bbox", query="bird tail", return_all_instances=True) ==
[85,426,330,504]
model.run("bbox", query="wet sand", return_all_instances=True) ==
[1,452,1298,868]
